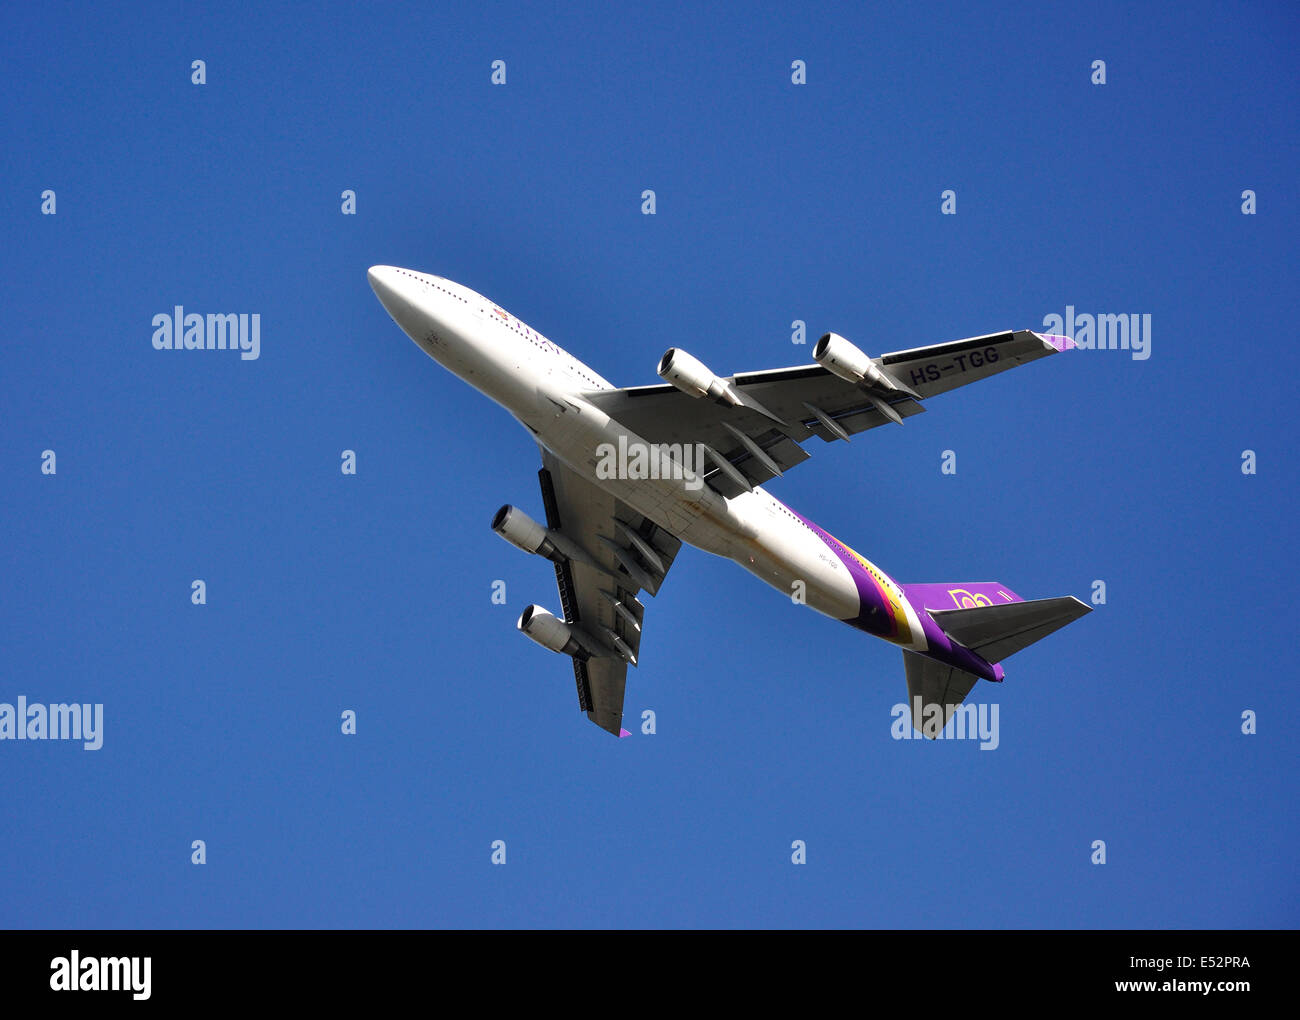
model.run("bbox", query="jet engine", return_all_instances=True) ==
[517,604,590,659]
[492,504,563,562]
[657,348,739,405]
[813,332,895,390]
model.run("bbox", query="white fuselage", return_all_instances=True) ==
[367,266,928,651]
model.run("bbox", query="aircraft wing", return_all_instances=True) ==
[536,448,682,735]
[583,330,1073,497]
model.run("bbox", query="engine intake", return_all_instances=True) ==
[657,348,739,405]
[517,604,590,659]
[492,505,562,562]
[813,332,892,390]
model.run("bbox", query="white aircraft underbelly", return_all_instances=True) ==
[533,393,862,623]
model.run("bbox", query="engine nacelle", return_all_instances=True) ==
[517,604,590,659]
[657,348,738,404]
[813,332,891,389]
[492,505,562,562]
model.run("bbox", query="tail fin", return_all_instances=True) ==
[900,585,1091,738]
[927,596,1092,664]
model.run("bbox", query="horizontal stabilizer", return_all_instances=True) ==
[903,651,982,738]
[928,596,1091,664]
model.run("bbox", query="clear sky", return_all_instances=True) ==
[2,0,1295,928]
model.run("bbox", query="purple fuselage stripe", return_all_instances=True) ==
[787,507,897,638]
[787,506,1001,681]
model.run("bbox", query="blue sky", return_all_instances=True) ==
[2,0,1295,928]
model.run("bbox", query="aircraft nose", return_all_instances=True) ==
[367,265,409,322]
[367,264,397,298]
[368,265,431,341]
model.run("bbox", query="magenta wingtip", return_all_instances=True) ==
[618,728,631,738]
[1035,332,1077,352]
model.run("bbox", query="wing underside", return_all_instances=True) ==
[537,450,681,735]
[583,329,1069,496]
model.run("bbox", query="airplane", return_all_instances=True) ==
[367,265,1091,739]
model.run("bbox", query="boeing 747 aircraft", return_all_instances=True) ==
[368,266,1090,739]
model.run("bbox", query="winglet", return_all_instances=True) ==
[618,728,631,738]
[1034,332,1076,352]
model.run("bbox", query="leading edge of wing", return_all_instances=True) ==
[593,329,1075,395]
